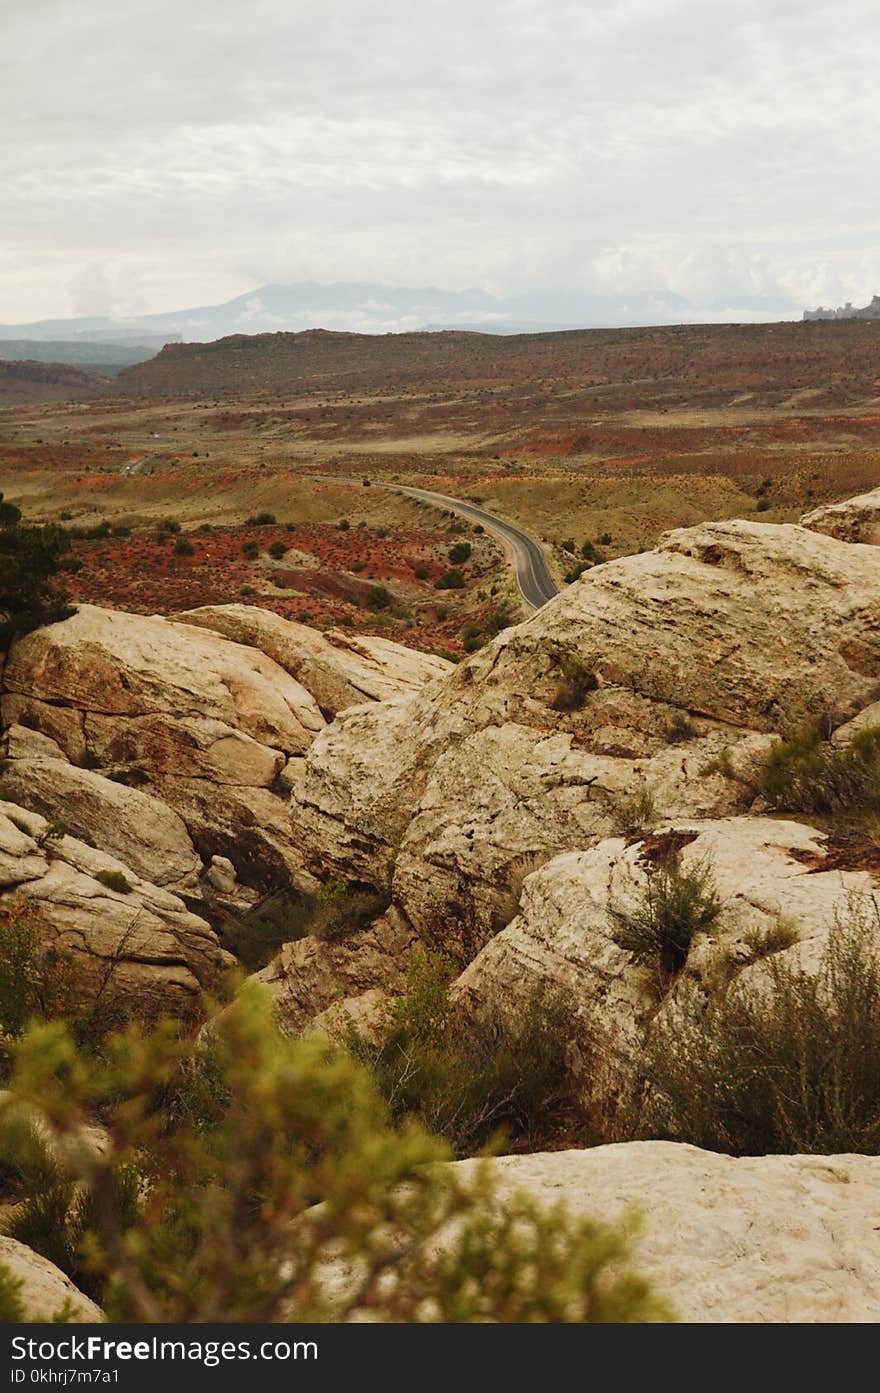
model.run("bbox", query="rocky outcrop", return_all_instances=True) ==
[453,817,875,1088]
[0,756,201,893]
[0,606,323,893]
[172,604,454,717]
[292,519,880,945]
[1,604,454,899]
[801,487,880,545]
[454,1142,880,1322]
[0,1235,101,1321]
[253,908,416,1036]
[0,803,233,1016]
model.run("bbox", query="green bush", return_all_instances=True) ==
[610,854,722,980]
[268,540,287,560]
[435,568,466,590]
[0,991,670,1322]
[580,540,605,563]
[241,540,259,560]
[366,584,392,611]
[551,655,597,711]
[758,725,880,815]
[349,951,579,1157]
[309,877,390,943]
[94,869,132,895]
[614,788,657,835]
[642,908,880,1155]
[173,537,194,557]
[413,563,430,580]
[0,496,76,651]
[0,902,124,1067]
[245,512,276,526]
[448,541,472,565]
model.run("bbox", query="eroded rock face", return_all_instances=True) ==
[292,518,880,944]
[453,816,876,1089]
[172,604,453,717]
[801,487,880,545]
[0,1235,101,1321]
[0,803,233,1017]
[0,605,326,893]
[453,1143,880,1323]
[253,908,416,1036]
[1,605,453,899]
[0,756,201,893]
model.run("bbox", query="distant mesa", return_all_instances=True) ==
[804,294,880,321]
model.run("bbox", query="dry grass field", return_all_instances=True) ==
[2,318,879,654]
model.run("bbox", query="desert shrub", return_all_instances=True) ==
[110,523,131,538]
[461,623,483,653]
[550,655,597,711]
[614,787,657,834]
[246,512,276,526]
[350,952,578,1157]
[701,747,735,779]
[268,540,287,559]
[366,584,392,611]
[580,540,605,563]
[642,907,880,1155]
[610,855,722,979]
[755,497,770,512]
[664,712,698,743]
[94,869,132,895]
[156,518,180,535]
[309,877,390,943]
[219,889,316,970]
[173,537,194,557]
[435,568,465,590]
[412,563,430,580]
[241,540,259,559]
[598,532,613,546]
[0,496,76,651]
[0,992,669,1321]
[3,1135,140,1300]
[0,903,124,1068]
[0,1264,24,1320]
[560,538,576,554]
[485,604,515,636]
[337,518,350,531]
[758,724,880,815]
[448,541,472,565]
[563,562,590,583]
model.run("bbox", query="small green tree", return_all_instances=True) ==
[0,496,76,651]
[0,989,671,1323]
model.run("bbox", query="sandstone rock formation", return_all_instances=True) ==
[453,1142,880,1322]
[0,802,232,1015]
[0,1234,101,1321]
[453,816,876,1090]
[172,603,453,717]
[801,486,880,544]
[0,756,202,893]
[1,604,325,892]
[254,907,416,1036]
[290,518,880,946]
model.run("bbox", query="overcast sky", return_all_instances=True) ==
[2,0,879,324]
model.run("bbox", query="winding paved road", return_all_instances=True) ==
[389,484,559,610]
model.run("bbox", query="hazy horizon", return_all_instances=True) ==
[4,1,879,327]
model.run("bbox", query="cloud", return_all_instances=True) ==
[1,0,879,321]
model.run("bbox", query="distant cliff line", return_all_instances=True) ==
[804,294,880,321]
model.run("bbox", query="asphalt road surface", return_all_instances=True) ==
[391,484,559,610]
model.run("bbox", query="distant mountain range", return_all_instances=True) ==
[0,281,803,348]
